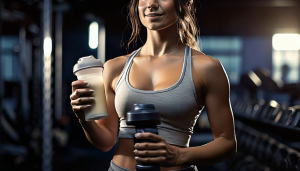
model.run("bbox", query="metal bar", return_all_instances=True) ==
[32,43,41,127]
[42,0,52,171]
[0,0,3,148]
[26,40,32,80]
[55,11,62,122]
[19,27,30,122]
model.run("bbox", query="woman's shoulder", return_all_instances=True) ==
[191,49,222,71]
[103,51,136,73]
[104,55,128,71]
[190,48,227,87]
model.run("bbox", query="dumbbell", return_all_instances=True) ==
[264,143,278,169]
[238,131,250,152]
[237,101,249,116]
[274,148,288,170]
[286,153,300,171]
[256,139,270,162]
[249,136,262,156]
[261,100,280,120]
[268,106,282,122]
[245,102,256,116]
[227,152,248,169]
[251,99,266,118]
[244,134,255,154]
[290,107,300,128]
[232,155,257,171]
[233,99,243,114]
[278,107,295,126]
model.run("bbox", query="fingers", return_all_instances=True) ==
[71,80,89,92]
[135,156,166,163]
[71,97,95,105]
[70,88,94,100]
[133,133,179,166]
[134,149,166,157]
[135,132,165,143]
[71,95,95,115]
[72,104,92,113]
[70,80,92,121]
[134,142,165,150]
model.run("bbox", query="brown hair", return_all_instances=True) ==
[122,0,200,51]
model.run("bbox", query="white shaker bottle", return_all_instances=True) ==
[73,56,108,121]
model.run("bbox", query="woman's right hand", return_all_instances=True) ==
[70,80,95,122]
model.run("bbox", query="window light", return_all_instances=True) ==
[89,21,99,49]
[272,34,300,50]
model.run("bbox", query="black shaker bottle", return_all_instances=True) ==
[126,103,161,171]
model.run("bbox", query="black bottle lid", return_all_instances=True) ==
[126,103,161,126]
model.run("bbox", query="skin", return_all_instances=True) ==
[70,0,237,170]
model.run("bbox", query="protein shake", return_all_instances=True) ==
[73,56,108,121]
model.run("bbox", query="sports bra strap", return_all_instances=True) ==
[115,48,142,91]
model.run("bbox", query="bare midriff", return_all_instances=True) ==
[113,138,191,171]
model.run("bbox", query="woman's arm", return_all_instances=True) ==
[178,56,237,166]
[73,57,128,152]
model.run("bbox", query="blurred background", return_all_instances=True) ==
[1,0,300,170]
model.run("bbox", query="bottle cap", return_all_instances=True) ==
[126,103,161,126]
[73,56,103,75]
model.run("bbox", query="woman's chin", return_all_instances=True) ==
[143,21,177,31]
[145,24,173,31]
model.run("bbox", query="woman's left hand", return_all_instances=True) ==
[134,132,181,167]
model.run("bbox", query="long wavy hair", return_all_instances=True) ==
[122,0,200,51]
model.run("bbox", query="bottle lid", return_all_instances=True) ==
[126,103,161,126]
[73,55,103,75]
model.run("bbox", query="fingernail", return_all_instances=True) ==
[133,149,136,153]
[83,81,88,84]
[134,144,137,148]
[135,157,138,160]
[86,104,91,107]
[90,97,95,100]
[89,89,94,92]
[135,133,140,137]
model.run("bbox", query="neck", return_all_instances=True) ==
[141,22,185,57]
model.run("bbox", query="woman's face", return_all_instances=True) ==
[138,0,178,31]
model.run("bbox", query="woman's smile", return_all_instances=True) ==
[145,13,164,20]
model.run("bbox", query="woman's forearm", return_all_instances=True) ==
[178,136,237,166]
[79,120,116,152]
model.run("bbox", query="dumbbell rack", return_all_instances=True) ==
[231,99,300,171]
[233,100,300,142]
[229,121,300,171]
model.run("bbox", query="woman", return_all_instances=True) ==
[70,0,237,170]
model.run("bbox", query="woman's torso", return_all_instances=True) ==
[111,45,206,170]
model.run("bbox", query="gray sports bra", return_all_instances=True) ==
[114,45,203,147]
